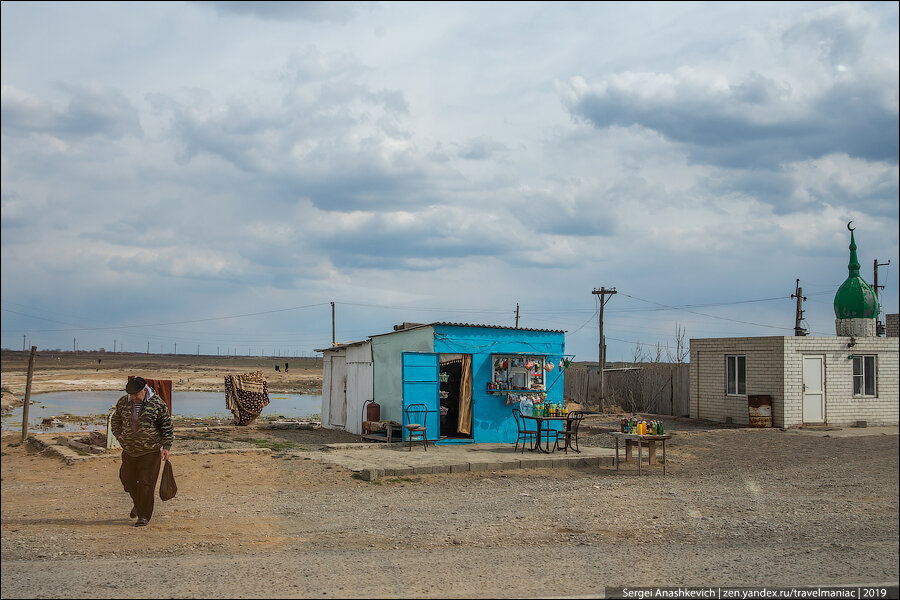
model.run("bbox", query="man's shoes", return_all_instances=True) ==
[134,518,148,527]
[130,506,137,519]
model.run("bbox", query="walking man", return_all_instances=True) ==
[111,377,173,527]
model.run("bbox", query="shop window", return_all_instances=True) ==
[490,355,546,391]
[852,355,876,396]
[726,355,746,395]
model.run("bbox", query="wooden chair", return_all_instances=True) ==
[557,411,585,454]
[404,403,428,451]
[512,408,537,453]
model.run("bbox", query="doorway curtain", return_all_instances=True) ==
[458,355,472,435]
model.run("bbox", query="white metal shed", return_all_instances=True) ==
[317,340,373,434]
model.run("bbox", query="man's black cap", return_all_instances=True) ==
[125,377,146,394]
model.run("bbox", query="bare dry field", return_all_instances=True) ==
[1,350,323,411]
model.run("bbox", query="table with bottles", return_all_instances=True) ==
[610,418,671,475]
[520,403,571,454]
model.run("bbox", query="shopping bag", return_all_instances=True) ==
[159,459,177,501]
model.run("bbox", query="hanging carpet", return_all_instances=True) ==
[224,371,270,426]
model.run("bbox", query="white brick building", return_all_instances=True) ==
[689,226,898,428]
[690,333,898,427]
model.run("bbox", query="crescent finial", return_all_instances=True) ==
[847,221,855,232]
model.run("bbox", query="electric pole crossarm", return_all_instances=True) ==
[791,278,808,336]
[874,259,890,336]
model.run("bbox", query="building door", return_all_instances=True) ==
[329,355,347,427]
[401,352,440,442]
[802,355,825,423]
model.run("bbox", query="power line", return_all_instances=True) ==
[617,293,796,332]
[0,302,330,333]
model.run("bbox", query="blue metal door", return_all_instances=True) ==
[401,352,440,441]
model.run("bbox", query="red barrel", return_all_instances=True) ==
[366,402,380,422]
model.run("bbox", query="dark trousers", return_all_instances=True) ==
[119,451,161,521]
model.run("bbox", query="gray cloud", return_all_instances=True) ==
[565,7,898,173]
[458,136,508,161]
[311,210,510,270]
[196,1,364,23]
[567,75,898,170]
[160,50,431,211]
[781,9,868,69]
[1,84,142,140]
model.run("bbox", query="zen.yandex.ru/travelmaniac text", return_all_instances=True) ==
[606,586,898,600]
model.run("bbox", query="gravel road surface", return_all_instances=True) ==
[2,421,897,598]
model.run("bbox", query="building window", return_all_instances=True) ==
[853,355,876,396]
[726,355,746,395]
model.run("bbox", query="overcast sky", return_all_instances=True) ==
[2,1,898,362]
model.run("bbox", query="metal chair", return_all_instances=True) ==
[557,411,585,454]
[512,408,537,453]
[404,403,428,451]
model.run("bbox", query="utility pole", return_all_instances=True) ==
[515,303,520,328]
[331,302,336,346]
[592,287,617,409]
[23,335,26,352]
[21,346,37,443]
[174,343,177,355]
[113,339,116,353]
[791,279,808,336]
[874,259,890,336]
[73,338,76,354]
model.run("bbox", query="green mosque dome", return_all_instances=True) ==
[834,222,879,319]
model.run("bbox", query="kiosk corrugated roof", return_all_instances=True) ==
[368,322,565,337]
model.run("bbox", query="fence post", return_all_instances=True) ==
[670,370,674,416]
[21,345,37,443]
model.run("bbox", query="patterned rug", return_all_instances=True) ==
[224,371,270,426]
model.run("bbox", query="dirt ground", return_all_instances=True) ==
[2,354,898,597]
[0,351,322,409]
[2,419,898,598]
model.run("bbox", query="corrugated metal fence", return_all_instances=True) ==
[564,364,690,416]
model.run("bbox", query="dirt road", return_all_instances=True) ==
[2,421,897,598]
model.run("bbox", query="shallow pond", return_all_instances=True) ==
[2,391,323,433]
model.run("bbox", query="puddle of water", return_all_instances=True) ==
[2,391,323,433]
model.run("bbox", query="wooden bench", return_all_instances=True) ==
[361,420,402,445]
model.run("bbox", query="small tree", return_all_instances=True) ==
[674,323,689,363]
[631,341,645,365]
